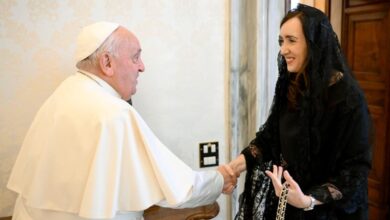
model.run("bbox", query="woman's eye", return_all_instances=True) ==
[278,39,283,46]
[287,37,297,43]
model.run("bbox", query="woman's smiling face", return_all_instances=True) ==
[279,16,308,73]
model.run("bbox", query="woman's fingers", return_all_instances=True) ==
[283,170,299,189]
[222,184,236,194]
[265,165,286,197]
[264,170,273,183]
[278,166,283,180]
[266,166,281,183]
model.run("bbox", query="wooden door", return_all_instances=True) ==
[342,0,390,219]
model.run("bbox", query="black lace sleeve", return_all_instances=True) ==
[241,144,262,172]
[241,99,282,170]
[240,47,291,170]
[307,183,342,204]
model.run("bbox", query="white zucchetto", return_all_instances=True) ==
[75,21,119,63]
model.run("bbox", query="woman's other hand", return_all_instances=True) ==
[266,165,313,209]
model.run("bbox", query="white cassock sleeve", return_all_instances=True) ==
[157,170,224,208]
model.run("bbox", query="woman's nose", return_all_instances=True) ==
[280,44,289,56]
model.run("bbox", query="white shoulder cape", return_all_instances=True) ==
[7,72,199,219]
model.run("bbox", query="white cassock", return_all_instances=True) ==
[7,70,223,220]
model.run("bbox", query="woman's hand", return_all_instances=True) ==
[265,165,312,209]
[228,154,247,177]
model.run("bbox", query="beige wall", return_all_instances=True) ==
[0,1,229,219]
[299,0,326,12]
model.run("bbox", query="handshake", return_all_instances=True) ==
[217,154,246,194]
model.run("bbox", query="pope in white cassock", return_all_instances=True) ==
[7,21,237,220]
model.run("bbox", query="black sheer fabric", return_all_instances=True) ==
[236,4,372,220]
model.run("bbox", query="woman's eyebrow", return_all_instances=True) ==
[279,35,298,40]
[285,35,298,40]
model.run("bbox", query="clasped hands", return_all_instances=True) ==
[217,164,238,194]
[217,154,247,194]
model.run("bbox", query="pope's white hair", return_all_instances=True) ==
[76,28,121,70]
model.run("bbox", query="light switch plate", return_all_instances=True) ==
[199,141,219,167]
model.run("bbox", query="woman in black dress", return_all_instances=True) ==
[229,4,372,220]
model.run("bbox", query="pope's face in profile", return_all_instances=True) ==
[111,28,145,101]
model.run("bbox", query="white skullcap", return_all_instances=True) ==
[75,21,120,63]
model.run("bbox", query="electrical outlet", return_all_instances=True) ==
[199,141,219,167]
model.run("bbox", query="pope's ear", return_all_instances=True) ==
[99,52,114,77]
